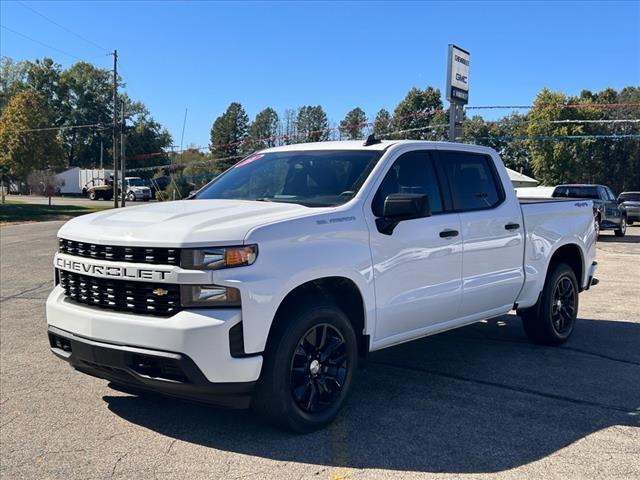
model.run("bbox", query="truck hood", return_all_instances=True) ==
[57,199,313,247]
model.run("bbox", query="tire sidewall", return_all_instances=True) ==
[256,303,358,432]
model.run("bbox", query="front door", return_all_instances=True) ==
[366,149,463,346]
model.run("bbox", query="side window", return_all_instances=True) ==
[372,151,443,217]
[597,186,607,201]
[441,152,503,211]
[605,187,616,201]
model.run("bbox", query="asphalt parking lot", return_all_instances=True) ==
[1,222,638,479]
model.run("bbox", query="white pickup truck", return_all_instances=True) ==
[47,139,598,432]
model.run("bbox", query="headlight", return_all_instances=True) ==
[181,245,258,270]
[180,285,241,307]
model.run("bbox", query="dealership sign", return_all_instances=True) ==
[446,44,470,104]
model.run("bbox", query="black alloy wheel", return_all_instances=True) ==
[551,276,576,335]
[290,323,348,413]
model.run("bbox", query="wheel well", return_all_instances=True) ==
[270,277,368,357]
[550,244,584,289]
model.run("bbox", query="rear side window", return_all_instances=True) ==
[553,186,600,200]
[372,150,443,217]
[441,152,503,211]
[619,193,640,202]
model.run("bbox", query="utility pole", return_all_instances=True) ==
[120,105,126,207]
[111,49,118,208]
[99,141,103,169]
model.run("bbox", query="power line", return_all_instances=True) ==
[6,123,107,134]
[17,1,107,52]
[466,103,640,110]
[0,24,84,61]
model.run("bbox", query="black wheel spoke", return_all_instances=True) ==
[305,382,318,411]
[320,337,343,362]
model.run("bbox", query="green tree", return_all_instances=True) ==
[58,61,114,168]
[464,113,532,175]
[0,90,65,181]
[527,88,584,186]
[296,105,329,142]
[0,57,28,111]
[392,86,444,139]
[121,96,172,169]
[373,108,392,137]
[210,102,249,170]
[339,107,367,140]
[248,107,279,150]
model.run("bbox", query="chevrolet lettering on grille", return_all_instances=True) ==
[55,256,170,281]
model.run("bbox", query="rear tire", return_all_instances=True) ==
[252,299,358,433]
[518,262,579,346]
[614,216,626,237]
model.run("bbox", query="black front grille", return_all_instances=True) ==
[59,270,181,317]
[58,238,180,266]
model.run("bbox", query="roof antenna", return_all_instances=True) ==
[363,133,381,146]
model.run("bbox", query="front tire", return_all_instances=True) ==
[518,262,579,346]
[127,192,136,202]
[252,300,358,433]
[614,216,627,237]
[88,191,97,201]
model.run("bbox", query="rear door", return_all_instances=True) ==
[366,148,463,345]
[437,149,525,319]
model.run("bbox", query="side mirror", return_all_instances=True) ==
[376,193,431,235]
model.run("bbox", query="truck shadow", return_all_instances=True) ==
[103,315,640,474]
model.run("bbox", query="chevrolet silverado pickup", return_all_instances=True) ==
[47,139,598,432]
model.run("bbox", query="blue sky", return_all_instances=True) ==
[1,1,639,148]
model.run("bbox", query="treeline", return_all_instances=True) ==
[200,85,639,193]
[0,56,172,183]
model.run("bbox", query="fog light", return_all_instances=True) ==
[180,285,241,307]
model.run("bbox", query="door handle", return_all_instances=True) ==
[505,223,520,230]
[439,229,459,238]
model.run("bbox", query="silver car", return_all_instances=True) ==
[618,191,640,225]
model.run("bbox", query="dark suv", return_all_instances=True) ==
[552,184,626,237]
[618,192,640,225]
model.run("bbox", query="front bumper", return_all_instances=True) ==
[48,326,255,408]
[132,190,151,199]
[46,286,262,386]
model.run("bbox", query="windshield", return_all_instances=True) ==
[553,186,600,200]
[195,150,382,207]
[619,192,640,202]
[127,178,145,187]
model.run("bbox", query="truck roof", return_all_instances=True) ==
[261,139,496,154]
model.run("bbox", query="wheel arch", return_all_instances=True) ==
[548,243,585,290]
[267,276,369,358]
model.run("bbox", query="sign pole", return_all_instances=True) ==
[449,101,458,142]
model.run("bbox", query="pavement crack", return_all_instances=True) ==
[0,281,51,303]
[370,360,633,414]
[558,346,640,367]
[110,452,128,478]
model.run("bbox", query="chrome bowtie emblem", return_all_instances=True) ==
[152,288,169,296]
